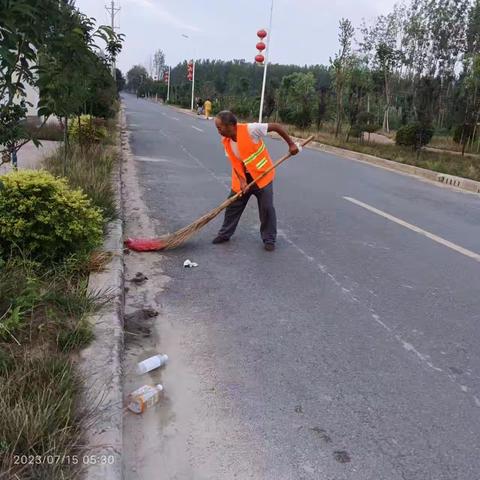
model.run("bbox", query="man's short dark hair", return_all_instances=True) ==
[216,110,237,126]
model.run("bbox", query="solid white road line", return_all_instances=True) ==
[343,196,480,263]
[191,126,203,132]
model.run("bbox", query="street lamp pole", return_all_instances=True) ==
[167,65,171,102]
[182,34,196,111]
[191,59,196,111]
[259,0,274,123]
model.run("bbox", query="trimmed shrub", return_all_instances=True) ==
[356,111,379,134]
[0,170,103,260]
[396,123,434,149]
[68,115,107,145]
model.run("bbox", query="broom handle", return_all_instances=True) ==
[225,135,315,206]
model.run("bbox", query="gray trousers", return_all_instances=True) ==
[217,181,277,244]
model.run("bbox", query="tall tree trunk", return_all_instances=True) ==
[383,70,390,133]
[335,83,343,138]
[63,116,68,175]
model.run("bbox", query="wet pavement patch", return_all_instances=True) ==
[124,308,159,342]
[333,450,351,463]
[310,427,332,443]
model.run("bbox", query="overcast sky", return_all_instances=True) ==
[75,0,398,74]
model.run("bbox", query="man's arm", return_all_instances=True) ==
[230,153,249,195]
[267,123,299,155]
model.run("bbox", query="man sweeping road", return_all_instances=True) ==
[213,111,299,251]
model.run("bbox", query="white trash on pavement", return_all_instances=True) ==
[136,354,169,375]
[183,259,199,268]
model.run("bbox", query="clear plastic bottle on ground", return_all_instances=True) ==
[128,384,164,414]
[136,354,169,375]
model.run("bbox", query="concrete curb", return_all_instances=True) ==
[79,116,125,480]
[270,133,480,196]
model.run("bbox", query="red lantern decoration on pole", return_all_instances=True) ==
[257,29,267,39]
[165,66,171,102]
[254,30,268,64]
[187,60,194,81]
[256,0,274,122]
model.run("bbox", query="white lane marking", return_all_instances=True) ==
[191,126,204,132]
[396,337,443,372]
[171,117,180,121]
[156,130,229,189]
[135,156,172,163]
[343,196,480,263]
[278,229,450,375]
[161,112,167,116]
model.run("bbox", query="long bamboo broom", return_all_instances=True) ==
[125,135,315,252]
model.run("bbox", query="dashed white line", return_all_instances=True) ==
[343,196,480,263]
[191,126,204,132]
[171,117,180,121]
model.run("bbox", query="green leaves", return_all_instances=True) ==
[1,0,124,157]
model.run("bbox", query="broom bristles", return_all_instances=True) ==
[125,202,226,251]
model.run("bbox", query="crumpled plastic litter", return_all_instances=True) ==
[183,259,199,268]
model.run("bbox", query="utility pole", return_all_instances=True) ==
[105,0,120,78]
[259,0,274,123]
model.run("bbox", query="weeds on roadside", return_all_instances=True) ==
[43,144,117,222]
[0,253,111,479]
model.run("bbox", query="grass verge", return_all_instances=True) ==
[0,255,109,479]
[0,118,118,479]
[286,126,480,182]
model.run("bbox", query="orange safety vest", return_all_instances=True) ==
[222,124,275,193]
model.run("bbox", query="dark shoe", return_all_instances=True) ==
[212,236,230,244]
[264,243,275,252]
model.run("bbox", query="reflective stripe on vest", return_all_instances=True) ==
[243,142,265,166]
[256,158,268,169]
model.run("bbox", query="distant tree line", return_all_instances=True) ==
[126,0,480,152]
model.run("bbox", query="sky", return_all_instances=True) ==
[75,0,398,74]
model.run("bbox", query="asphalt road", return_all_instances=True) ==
[122,93,480,480]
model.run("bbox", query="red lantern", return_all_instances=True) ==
[257,29,267,39]
[255,54,265,64]
[256,41,266,51]
[187,61,194,80]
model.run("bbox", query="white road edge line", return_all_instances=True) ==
[191,126,203,132]
[343,196,480,263]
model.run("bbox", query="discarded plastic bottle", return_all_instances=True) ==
[136,354,169,375]
[128,384,164,414]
